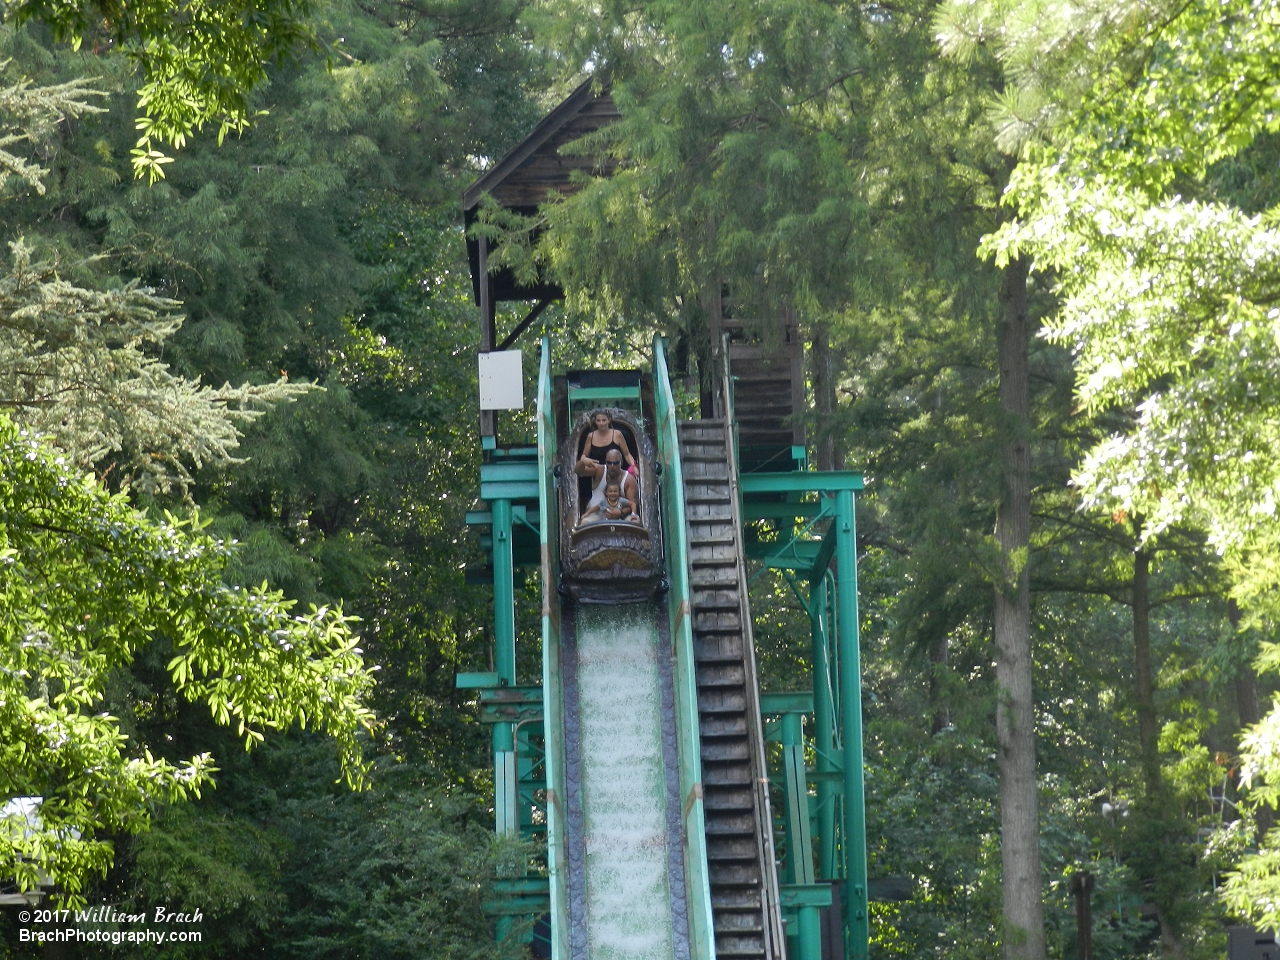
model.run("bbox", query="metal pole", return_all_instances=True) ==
[835,488,868,959]
[492,497,517,835]
[781,712,814,884]
[810,574,836,879]
[798,904,823,960]
[478,236,496,439]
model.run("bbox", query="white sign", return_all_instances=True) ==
[478,350,525,410]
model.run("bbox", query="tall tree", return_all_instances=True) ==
[994,254,1043,959]
[937,0,1280,933]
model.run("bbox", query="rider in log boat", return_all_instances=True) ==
[575,447,639,518]
[581,481,641,525]
[558,407,662,603]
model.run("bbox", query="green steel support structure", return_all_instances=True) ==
[466,338,869,960]
[492,496,517,837]
[835,488,868,956]
[743,473,867,960]
[811,574,838,881]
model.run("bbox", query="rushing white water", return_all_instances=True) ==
[575,603,676,960]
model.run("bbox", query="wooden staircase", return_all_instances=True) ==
[705,295,805,474]
[678,418,784,960]
[723,318,804,474]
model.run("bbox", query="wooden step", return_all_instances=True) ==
[690,558,738,572]
[686,494,732,506]
[686,504,734,522]
[714,911,765,932]
[705,812,756,834]
[708,837,761,861]
[691,567,739,587]
[694,635,745,661]
[708,863,763,885]
[697,662,746,686]
[688,547,738,566]
[688,533,737,547]
[703,786,755,811]
[694,597,741,613]
[715,938,766,958]
[703,762,753,786]
[694,610,743,631]
[678,417,782,960]
[713,889,764,909]
[699,715,748,737]
[698,689,747,713]
[701,739,750,763]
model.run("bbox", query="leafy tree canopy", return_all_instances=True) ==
[0,415,374,901]
[12,0,321,180]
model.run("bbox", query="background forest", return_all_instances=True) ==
[0,0,1278,958]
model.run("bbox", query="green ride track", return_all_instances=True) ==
[465,337,870,960]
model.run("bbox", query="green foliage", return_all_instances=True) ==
[68,745,509,960]
[13,0,321,180]
[928,0,1280,930]
[0,416,374,900]
[0,70,104,193]
[0,238,315,495]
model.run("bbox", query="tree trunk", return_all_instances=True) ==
[1133,542,1160,793]
[812,323,841,471]
[930,634,950,735]
[993,256,1045,960]
[1132,540,1187,959]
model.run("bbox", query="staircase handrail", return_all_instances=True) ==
[537,337,570,960]
[654,335,717,960]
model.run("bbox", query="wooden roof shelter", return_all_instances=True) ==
[464,77,619,311]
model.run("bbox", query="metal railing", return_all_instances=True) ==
[654,335,718,960]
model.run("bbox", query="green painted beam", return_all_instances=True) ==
[478,686,542,727]
[808,524,839,580]
[536,336,571,960]
[778,884,834,908]
[740,471,864,494]
[482,897,551,916]
[655,336,718,960]
[468,505,534,526]
[480,700,544,724]
[492,496,516,836]
[481,462,539,482]
[741,502,826,520]
[480,481,541,501]
[483,876,551,915]
[567,385,640,400]
[760,691,814,714]
[745,540,823,569]
[836,487,869,958]
[810,575,837,880]
[456,671,501,689]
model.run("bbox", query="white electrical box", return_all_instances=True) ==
[478,350,524,410]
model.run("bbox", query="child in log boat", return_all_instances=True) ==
[581,482,642,525]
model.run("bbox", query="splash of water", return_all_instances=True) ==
[576,602,676,960]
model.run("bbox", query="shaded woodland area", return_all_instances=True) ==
[3,0,1280,958]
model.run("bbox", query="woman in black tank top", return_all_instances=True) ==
[581,412,635,468]
[588,438,624,462]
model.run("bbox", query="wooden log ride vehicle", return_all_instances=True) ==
[558,407,664,604]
